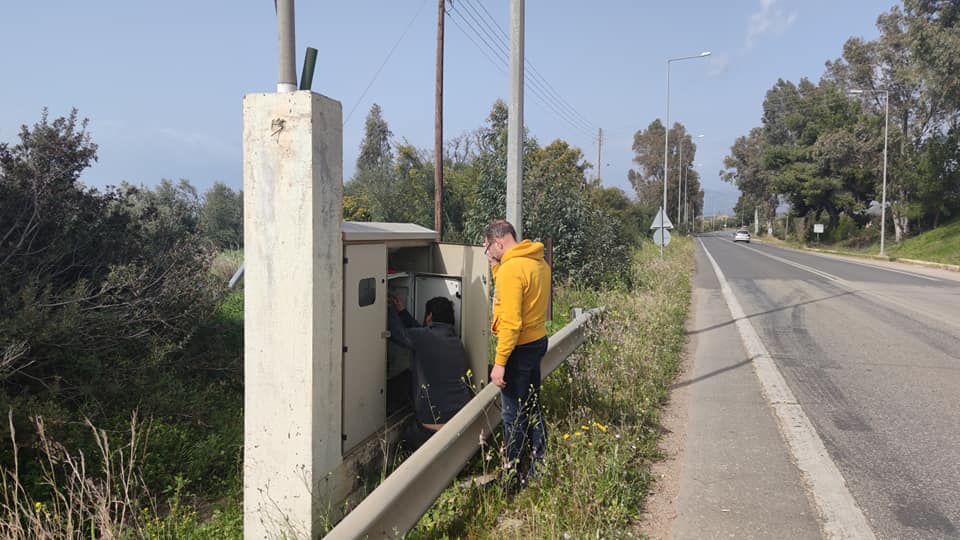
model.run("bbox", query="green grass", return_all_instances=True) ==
[886,218,960,266]
[758,218,960,268]
[408,238,694,538]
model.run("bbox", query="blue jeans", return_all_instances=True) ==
[500,336,548,481]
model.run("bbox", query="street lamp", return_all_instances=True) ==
[848,88,889,257]
[685,160,703,229]
[661,51,711,256]
[677,135,703,231]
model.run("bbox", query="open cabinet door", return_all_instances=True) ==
[434,244,490,390]
[342,244,387,452]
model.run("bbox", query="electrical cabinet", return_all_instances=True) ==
[341,244,387,450]
[340,222,489,454]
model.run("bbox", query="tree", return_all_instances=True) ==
[465,101,630,286]
[722,127,778,234]
[464,99,535,242]
[357,103,393,174]
[825,4,958,239]
[392,142,434,227]
[590,186,648,246]
[345,103,398,222]
[0,109,222,419]
[749,79,870,236]
[628,120,702,222]
[119,178,202,255]
[200,181,243,250]
[628,119,667,209]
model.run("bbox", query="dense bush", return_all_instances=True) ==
[0,110,240,507]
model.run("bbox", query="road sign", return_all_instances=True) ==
[813,223,824,233]
[649,207,674,230]
[652,228,671,247]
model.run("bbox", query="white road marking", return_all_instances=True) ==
[736,243,841,281]
[830,258,943,283]
[699,238,876,540]
[753,243,944,283]
[726,239,960,331]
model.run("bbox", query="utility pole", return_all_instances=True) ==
[677,139,683,234]
[683,169,688,229]
[506,0,525,238]
[434,0,444,240]
[596,128,603,184]
[276,0,297,93]
[754,206,759,235]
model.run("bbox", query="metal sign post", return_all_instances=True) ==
[650,207,674,247]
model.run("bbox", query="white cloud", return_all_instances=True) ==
[746,0,798,49]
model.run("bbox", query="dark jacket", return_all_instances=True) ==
[388,309,472,425]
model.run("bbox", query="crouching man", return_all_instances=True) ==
[387,295,472,450]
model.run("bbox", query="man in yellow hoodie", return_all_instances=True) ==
[482,220,550,490]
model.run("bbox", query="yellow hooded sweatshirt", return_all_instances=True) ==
[490,239,551,367]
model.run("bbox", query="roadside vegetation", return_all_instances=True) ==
[410,238,693,538]
[885,217,960,266]
[750,215,960,268]
[721,1,960,255]
[1,95,699,537]
[0,110,245,539]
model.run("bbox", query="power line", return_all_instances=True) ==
[448,2,596,139]
[343,0,431,126]
[456,0,594,134]
[464,0,596,131]
[446,10,508,77]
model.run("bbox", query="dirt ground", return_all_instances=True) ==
[634,333,695,539]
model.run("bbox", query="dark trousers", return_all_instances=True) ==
[402,421,439,452]
[500,336,548,482]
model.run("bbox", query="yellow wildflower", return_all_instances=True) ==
[574,431,582,437]
[580,425,590,431]
[562,433,570,440]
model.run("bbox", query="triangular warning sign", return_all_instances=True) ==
[649,207,674,230]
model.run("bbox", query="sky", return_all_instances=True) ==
[1,0,898,216]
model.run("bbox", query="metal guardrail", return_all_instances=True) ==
[325,307,603,539]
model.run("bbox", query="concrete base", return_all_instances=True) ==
[242,91,343,539]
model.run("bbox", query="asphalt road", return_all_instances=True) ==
[683,232,960,540]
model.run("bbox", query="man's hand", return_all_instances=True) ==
[483,241,500,267]
[491,364,506,388]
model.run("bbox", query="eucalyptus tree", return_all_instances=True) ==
[629,119,701,220]
[825,4,956,239]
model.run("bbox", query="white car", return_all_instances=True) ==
[733,230,751,243]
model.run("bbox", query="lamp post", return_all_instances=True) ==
[662,52,710,256]
[685,160,703,230]
[849,88,889,257]
[677,135,703,233]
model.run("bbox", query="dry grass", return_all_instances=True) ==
[0,411,152,539]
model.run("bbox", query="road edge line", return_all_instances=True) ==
[698,238,875,540]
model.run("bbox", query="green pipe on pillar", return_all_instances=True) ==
[299,47,318,90]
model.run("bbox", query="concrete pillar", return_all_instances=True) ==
[243,91,343,539]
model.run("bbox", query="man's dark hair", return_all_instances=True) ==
[483,220,517,243]
[425,296,455,325]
